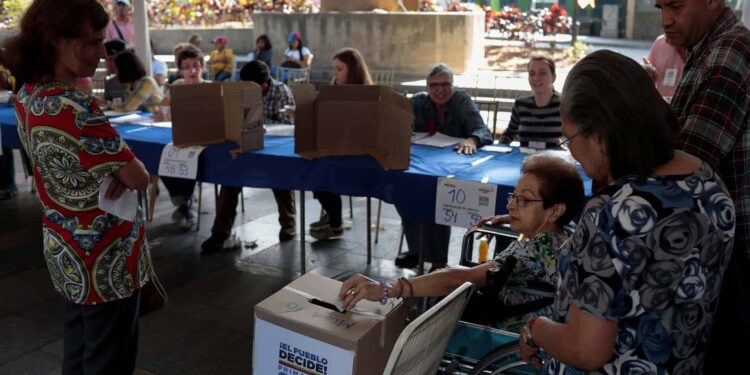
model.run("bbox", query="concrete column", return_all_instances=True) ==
[133,0,151,75]
[626,0,636,39]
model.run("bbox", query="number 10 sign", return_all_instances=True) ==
[435,177,498,228]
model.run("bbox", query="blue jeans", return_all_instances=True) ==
[214,71,232,82]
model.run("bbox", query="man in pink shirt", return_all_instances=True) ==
[643,34,686,98]
[105,0,135,48]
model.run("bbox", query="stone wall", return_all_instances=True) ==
[0,28,255,56]
[148,28,255,55]
[252,11,485,77]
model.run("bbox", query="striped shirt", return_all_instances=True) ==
[113,76,164,113]
[671,8,750,258]
[499,93,561,149]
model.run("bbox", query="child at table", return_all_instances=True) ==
[157,45,210,229]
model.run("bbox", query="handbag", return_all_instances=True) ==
[139,270,168,317]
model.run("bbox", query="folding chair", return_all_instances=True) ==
[474,99,500,140]
[383,282,474,375]
[275,67,310,85]
[371,69,396,87]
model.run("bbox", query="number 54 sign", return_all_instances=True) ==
[435,177,498,228]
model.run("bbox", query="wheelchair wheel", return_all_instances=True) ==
[468,344,537,375]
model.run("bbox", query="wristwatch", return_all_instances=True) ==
[521,324,536,347]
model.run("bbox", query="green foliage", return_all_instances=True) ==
[564,42,590,60]
[1,0,32,28]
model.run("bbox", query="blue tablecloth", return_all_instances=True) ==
[0,104,592,222]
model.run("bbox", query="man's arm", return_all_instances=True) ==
[677,64,747,169]
[459,93,493,146]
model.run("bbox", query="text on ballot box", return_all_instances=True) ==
[158,144,205,180]
[435,177,498,228]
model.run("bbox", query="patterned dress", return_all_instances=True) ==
[491,231,568,332]
[546,163,734,374]
[15,81,152,305]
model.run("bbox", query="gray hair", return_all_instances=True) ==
[427,63,453,81]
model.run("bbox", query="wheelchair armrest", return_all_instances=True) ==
[460,225,519,267]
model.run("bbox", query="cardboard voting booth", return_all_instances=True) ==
[292,85,414,170]
[170,82,264,152]
[253,273,406,375]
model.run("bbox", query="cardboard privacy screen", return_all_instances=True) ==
[293,85,414,170]
[170,81,265,152]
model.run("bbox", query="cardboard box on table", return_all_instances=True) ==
[253,273,406,375]
[292,85,414,170]
[170,82,265,152]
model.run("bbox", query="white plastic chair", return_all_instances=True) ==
[383,282,474,375]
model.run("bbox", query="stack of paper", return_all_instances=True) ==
[412,132,465,148]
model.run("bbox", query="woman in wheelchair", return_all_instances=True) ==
[339,154,585,333]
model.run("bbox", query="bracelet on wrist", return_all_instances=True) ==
[379,281,389,305]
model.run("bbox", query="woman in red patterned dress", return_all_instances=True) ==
[4,0,152,373]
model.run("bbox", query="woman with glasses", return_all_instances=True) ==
[499,56,562,150]
[396,63,494,271]
[517,50,734,374]
[341,154,584,333]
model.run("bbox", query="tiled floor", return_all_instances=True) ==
[0,152,470,374]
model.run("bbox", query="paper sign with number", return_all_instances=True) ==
[158,144,205,180]
[435,177,498,228]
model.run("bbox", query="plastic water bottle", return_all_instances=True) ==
[478,238,489,263]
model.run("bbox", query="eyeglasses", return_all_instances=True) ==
[427,81,452,89]
[507,193,544,207]
[557,131,582,151]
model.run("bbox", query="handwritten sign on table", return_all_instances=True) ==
[435,177,498,228]
[158,144,205,180]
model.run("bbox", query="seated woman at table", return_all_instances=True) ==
[112,50,163,112]
[341,154,584,332]
[498,56,561,150]
[308,48,373,240]
[396,63,493,271]
[158,45,209,229]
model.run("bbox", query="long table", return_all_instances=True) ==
[1,104,592,271]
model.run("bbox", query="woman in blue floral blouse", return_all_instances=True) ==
[338,154,585,333]
[519,50,735,375]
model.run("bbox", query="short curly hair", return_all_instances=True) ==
[521,154,585,226]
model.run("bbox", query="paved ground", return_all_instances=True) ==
[0,151,474,374]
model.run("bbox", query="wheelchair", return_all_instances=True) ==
[437,224,555,374]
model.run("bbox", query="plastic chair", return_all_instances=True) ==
[383,282,474,375]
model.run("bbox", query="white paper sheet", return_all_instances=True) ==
[98,176,138,222]
[103,110,138,117]
[151,121,173,128]
[411,132,429,142]
[158,144,205,180]
[482,145,513,153]
[412,132,464,148]
[109,113,150,124]
[264,124,295,136]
